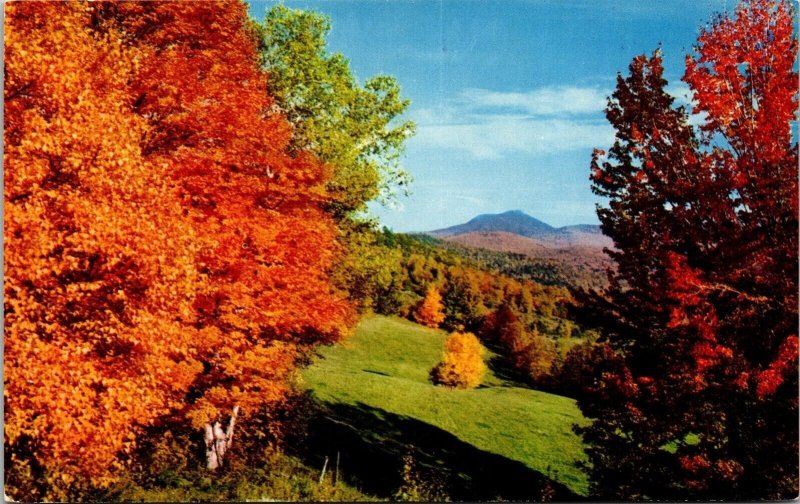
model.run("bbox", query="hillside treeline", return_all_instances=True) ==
[339,228,602,390]
[410,234,609,290]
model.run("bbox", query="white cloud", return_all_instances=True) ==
[460,86,608,116]
[410,85,614,160]
[412,114,614,160]
[666,82,694,108]
[452,194,488,205]
[665,83,710,127]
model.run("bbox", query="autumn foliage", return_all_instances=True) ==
[431,333,486,389]
[413,286,446,328]
[4,1,352,499]
[480,304,558,383]
[576,0,798,499]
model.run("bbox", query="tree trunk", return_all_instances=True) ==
[203,405,239,470]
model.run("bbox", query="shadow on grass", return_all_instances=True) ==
[486,348,533,388]
[362,369,391,377]
[294,400,582,501]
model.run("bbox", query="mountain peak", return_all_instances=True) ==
[432,210,555,238]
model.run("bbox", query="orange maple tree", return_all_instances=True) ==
[414,286,446,328]
[4,1,353,499]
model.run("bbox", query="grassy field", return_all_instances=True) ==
[302,315,589,500]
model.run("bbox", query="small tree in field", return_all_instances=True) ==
[430,332,486,389]
[414,286,446,328]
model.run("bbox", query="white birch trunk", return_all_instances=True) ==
[204,405,239,470]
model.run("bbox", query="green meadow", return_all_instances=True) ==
[303,315,589,499]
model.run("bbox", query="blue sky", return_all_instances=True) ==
[248,0,731,231]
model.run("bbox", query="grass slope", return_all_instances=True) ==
[303,315,589,498]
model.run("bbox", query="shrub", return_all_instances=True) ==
[394,453,449,502]
[515,335,558,383]
[105,448,376,502]
[430,332,486,389]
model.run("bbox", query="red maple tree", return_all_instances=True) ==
[576,0,798,499]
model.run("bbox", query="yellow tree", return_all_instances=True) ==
[431,332,486,389]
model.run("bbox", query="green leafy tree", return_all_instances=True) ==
[442,271,486,331]
[257,6,415,310]
[330,222,405,312]
[258,5,415,218]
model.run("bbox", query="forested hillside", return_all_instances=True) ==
[427,210,612,289]
[419,232,610,289]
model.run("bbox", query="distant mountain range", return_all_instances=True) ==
[429,210,611,248]
[427,210,614,289]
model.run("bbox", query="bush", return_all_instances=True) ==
[430,332,486,389]
[394,453,449,502]
[102,447,377,502]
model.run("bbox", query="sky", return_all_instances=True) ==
[248,0,732,231]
